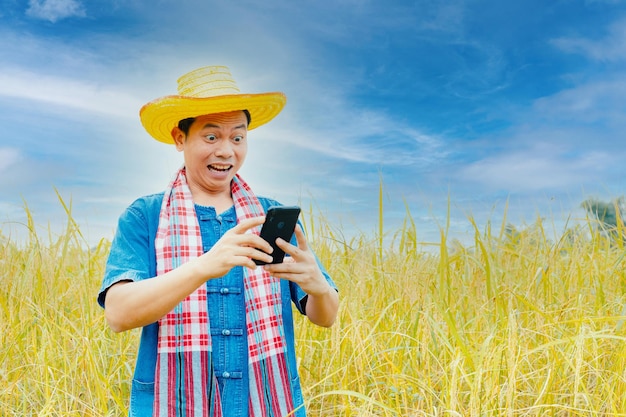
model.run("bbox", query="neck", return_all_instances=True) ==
[188,183,233,213]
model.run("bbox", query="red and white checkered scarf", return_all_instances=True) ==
[153,168,295,416]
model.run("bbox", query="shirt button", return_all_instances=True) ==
[222,329,231,336]
[220,288,229,294]
[222,372,230,379]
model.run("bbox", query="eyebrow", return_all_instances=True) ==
[201,123,247,130]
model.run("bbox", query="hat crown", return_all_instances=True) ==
[176,66,241,98]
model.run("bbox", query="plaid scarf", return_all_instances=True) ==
[154,168,295,416]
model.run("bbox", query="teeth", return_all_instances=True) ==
[209,164,231,172]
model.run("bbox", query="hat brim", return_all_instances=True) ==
[139,92,287,144]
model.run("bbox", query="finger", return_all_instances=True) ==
[293,225,309,252]
[224,231,273,254]
[232,245,274,266]
[249,249,274,265]
[240,256,264,271]
[264,258,298,273]
[264,265,300,282]
[268,272,298,283]
[275,237,303,260]
[233,216,265,233]
[246,234,274,254]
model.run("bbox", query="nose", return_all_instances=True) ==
[214,139,234,158]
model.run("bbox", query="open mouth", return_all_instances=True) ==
[208,164,232,172]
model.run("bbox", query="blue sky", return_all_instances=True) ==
[1,0,625,247]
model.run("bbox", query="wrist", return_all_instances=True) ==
[310,282,333,298]
[184,257,212,283]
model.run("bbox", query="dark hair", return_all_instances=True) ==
[177,117,196,135]
[177,110,251,135]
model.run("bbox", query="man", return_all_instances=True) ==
[98,66,339,417]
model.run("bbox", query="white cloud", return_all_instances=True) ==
[0,68,142,119]
[456,77,626,193]
[0,148,21,173]
[551,17,626,62]
[460,143,614,191]
[532,78,626,125]
[262,103,449,169]
[26,0,86,22]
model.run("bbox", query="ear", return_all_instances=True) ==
[171,127,185,152]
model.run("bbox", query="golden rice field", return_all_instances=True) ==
[1,204,626,416]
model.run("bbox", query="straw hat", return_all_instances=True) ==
[140,66,287,144]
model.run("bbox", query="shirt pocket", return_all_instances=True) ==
[289,374,306,416]
[129,379,154,417]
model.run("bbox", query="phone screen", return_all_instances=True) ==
[254,206,301,265]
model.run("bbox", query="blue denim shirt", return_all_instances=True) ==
[98,192,336,417]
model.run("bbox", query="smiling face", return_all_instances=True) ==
[171,110,248,205]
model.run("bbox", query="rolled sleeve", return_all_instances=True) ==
[98,203,155,308]
[290,270,337,316]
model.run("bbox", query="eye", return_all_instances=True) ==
[233,135,244,143]
[205,134,217,142]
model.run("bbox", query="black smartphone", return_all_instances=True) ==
[254,206,301,265]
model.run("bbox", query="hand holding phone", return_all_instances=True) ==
[254,206,301,265]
